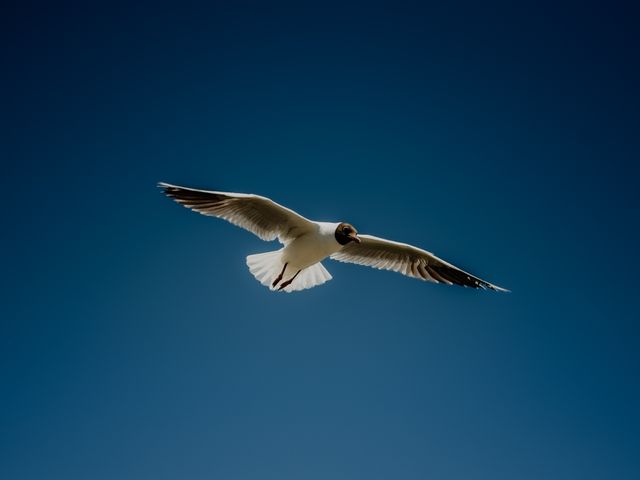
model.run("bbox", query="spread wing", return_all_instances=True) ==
[159,183,316,244]
[330,234,508,291]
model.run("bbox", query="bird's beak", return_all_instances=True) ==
[349,233,361,244]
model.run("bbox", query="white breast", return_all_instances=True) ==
[281,222,342,270]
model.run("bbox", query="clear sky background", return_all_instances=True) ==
[3,1,639,479]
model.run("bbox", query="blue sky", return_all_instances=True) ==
[3,1,639,479]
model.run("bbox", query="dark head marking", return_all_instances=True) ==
[335,222,361,245]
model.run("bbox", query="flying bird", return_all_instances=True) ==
[159,183,508,293]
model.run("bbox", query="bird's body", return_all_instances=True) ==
[247,222,347,292]
[160,183,508,293]
[283,222,343,270]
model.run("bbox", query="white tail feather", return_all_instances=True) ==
[246,250,284,288]
[280,262,332,293]
[246,250,332,293]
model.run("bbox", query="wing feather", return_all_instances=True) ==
[159,183,315,243]
[331,234,508,292]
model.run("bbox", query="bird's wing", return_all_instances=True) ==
[159,183,316,243]
[330,234,508,291]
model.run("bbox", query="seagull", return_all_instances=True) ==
[159,183,508,293]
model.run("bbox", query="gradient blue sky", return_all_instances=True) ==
[3,1,639,479]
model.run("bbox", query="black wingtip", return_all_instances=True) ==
[492,285,511,293]
[158,182,180,196]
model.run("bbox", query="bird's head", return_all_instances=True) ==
[335,223,361,245]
